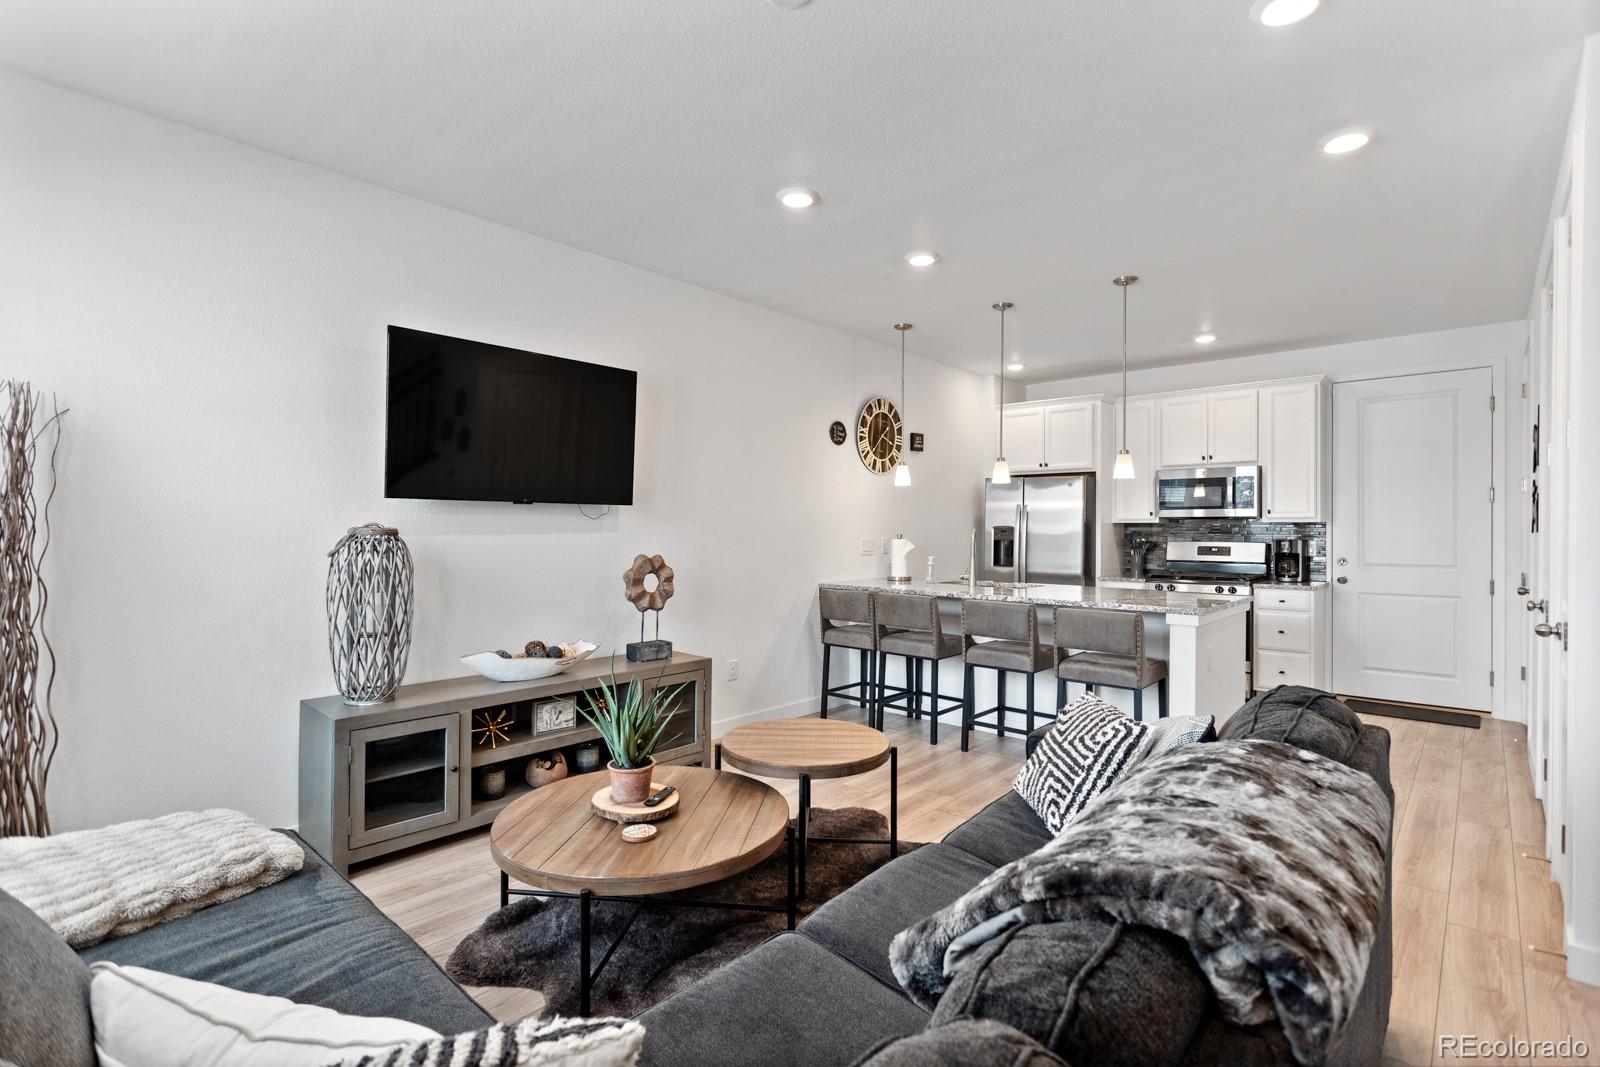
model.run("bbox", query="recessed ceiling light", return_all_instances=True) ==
[777,187,819,209]
[1319,129,1371,155]
[1251,0,1319,27]
[1007,361,1025,372]
[1194,333,1217,345]
[905,251,941,268]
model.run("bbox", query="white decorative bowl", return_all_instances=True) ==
[460,641,597,683]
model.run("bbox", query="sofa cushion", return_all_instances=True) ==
[0,887,95,1067]
[798,843,995,991]
[854,1018,1067,1067]
[1218,685,1362,765]
[940,790,1051,868]
[930,917,1210,1067]
[637,934,927,1067]
[77,832,489,1037]
[1013,695,1147,833]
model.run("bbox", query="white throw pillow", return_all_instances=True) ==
[88,962,438,1067]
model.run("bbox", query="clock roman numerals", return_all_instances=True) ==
[854,397,904,475]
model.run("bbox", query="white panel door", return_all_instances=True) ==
[1111,399,1158,522]
[1002,407,1045,472]
[1260,381,1322,521]
[1205,389,1259,464]
[1042,401,1096,470]
[1157,395,1208,466]
[1330,369,1493,710]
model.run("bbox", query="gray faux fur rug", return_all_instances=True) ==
[449,807,919,1017]
[891,740,1390,1067]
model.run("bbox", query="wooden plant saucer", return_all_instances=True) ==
[591,783,680,824]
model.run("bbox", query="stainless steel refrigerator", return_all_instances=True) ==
[978,474,1095,585]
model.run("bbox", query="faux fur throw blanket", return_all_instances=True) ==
[0,808,303,948]
[891,740,1389,1066]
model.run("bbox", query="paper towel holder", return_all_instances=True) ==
[887,534,915,584]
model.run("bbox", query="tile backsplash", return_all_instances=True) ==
[1119,520,1327,579]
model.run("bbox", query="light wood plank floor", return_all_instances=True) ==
[352,708,1596,1065]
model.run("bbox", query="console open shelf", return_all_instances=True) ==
[299,651,712,874]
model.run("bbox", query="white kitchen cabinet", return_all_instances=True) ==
[1157,389,1258,466]
[1259,380,1326,521]
[1205,389,1259,464]
[1157,394,1209,466]
[1042,400,1097,470]
[1002,407,1046,472]
[1253,584,1330,691]
[1111,399,1158,522]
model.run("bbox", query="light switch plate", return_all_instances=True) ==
[860,539,875,556]
[881,536,890,554]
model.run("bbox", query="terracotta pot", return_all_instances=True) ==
[608,759,655,805]
[525,751,568,789]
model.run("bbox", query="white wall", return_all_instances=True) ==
[1025,321,1529,723]
[0,69,993,831]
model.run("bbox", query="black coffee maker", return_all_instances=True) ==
[1273,539,1313,583]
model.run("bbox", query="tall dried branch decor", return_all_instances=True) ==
[0,381,65,837]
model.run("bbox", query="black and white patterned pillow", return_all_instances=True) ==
[328,1015,643,1066]
[1013,694,1148,834]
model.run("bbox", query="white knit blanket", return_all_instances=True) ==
[0,808,304,948]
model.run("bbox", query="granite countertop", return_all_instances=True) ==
[1098,574,1329,590]
[818,577,1251,619]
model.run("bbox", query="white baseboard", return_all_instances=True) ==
[710,695,929,738]
[1566,935,1600,987]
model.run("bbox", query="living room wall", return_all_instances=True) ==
[0,69,993,831]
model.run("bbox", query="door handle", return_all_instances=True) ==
[1534,621,1568,650]
[1335,576,1348,584]
[1527,599,1548,613]
[1517,584,1530,596]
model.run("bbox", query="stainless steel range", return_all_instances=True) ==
[1142,541,1269,598]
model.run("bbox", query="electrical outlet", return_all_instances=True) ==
[860,539,875,556]
[727,659,739,681]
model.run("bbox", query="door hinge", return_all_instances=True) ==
[1521,665,1528,681]
[1562,825,1567,854]
[1490,486,1496,503]
[1522,382,1529,399]
[1490,671,1495,687]
[346,746,353,767]
[1543,757,1548,781]
[1490,394,1497,412]
[1490,579,1495,595]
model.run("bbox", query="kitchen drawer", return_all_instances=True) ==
[1255,609,1312,653]
[1255,649,1315,689]
[1256,588,1314,613]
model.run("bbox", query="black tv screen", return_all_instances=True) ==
[385,326,637,505]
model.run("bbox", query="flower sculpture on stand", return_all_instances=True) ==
[623,553,675,662]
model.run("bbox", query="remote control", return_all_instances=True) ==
[643,785,676,807]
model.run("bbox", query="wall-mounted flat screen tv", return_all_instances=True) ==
[385,326,637,505]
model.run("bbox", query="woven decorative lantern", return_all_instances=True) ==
[326,523,415,705]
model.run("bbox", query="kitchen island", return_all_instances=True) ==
[818,578,1250,724]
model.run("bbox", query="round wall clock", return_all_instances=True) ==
[855,397,903,474]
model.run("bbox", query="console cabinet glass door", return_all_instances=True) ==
[648,673,701,757]
[349,713,460,849]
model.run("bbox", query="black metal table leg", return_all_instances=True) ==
[500,870,509,909]
[714,742,722,769]
[786,824,797,929]
[798,773,811,899]
[579,888,593,1017]
[889,746,898,861]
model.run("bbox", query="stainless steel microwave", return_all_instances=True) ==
[1156,465,1261,519]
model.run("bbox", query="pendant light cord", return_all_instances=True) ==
[1121,283,1128,452]
[995,303,1008,456]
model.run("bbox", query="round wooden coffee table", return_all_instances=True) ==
[715,718,896,898]
[489,764,794,1015]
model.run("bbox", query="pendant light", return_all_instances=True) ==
[893,322,913,487]
[1112,276,1138,480]
[991,302,1014,484]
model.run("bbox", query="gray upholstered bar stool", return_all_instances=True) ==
[873,592,964,743]
[960,600,1053,752]
[818,587,881,724]
[1053,606,1168,721]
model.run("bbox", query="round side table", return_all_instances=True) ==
[715,718,896,898]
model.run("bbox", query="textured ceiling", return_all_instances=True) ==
[1,1,1593,379]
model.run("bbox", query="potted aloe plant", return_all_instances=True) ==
[580,667,689,804]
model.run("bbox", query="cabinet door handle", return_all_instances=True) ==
[449,765,459,774]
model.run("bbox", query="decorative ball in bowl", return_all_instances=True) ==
[460,640,597,682]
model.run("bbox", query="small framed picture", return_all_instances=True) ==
[534,697,577,733]
[909,432,925,452]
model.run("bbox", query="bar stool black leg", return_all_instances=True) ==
[1158,677,1169,718]
[888,746,898,861]
[912,658,923,719]
[714,742,722,769]
[579,888,593,1016]
[875,649,888,730]
[819,646,830,718]
[858,650,869,710]
[996,671,1007,737]
[1133,686,1144,722]
[1056,676,1066,711]
[930,661,941,745]
[961,663,974,751]
[1026,671,1036,733]
[798,773,811,899]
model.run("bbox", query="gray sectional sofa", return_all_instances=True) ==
[2,686,1390,1067]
